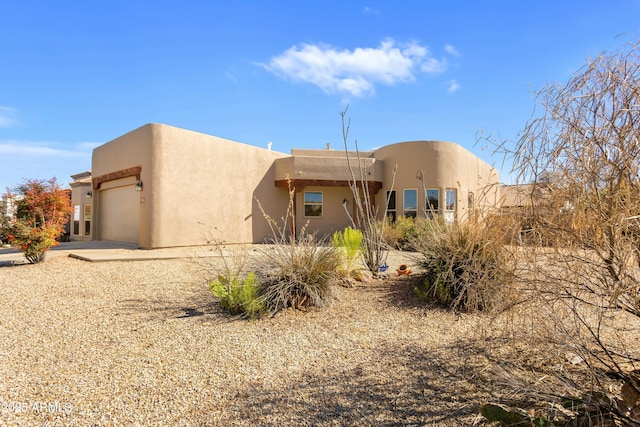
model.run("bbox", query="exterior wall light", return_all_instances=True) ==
[86,191,93,199]
[135,181,143,191]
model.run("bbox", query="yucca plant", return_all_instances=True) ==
[332,226,363,276]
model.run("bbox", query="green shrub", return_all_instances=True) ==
[261,236,340,315]
[332,226,363,275]
[209,272,265,320]
[414,222,512,312]
[383,216,443,251]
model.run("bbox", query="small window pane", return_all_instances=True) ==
[426,189,439,211]
[84,205,91,236]
[304,192,323,204]
[403,189,417,211]
[446,189,457,211]
[386,190,396,210]
[403,189,417,218]
[304,192,322,217]
[304,204,322,217]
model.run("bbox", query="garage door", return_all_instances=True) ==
[98,185,140,244]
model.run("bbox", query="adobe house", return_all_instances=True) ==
[71,123,499,248]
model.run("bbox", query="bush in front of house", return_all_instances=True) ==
[383,216,444,251]
[209,271,265,320]
[413,221,513,312]
[260,235,340,315]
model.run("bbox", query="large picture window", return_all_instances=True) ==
[386,190,396,222]
[304,192,323,217]
[425,189,439,218]
[403,189,417,218]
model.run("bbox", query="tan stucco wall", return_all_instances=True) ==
[294,186,355,239]
[92,125,154,245]
[372,141,499,222]
[92,123,289,248]
[274,155,382,183]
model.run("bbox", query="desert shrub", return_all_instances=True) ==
[260,235,340,315]
[414,221,513,312]
[209,271,265,320]
[256,180,341,315]
[479,40,640,426]
[332,226,363,276]
[383,216,444,250]
[203,243,265,320]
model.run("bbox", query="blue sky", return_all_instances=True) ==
[1,1,639,191]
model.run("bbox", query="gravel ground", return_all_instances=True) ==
[1,251,522,426]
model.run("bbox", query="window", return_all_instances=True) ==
[84,205,92,236]
[425,189,439,218]
[445,188,457,224]
[403,189,417,218]
[386,190,396,222]
[73,205,80,235]
[304,192,323,217]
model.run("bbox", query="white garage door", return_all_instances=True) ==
[98,185,140,244]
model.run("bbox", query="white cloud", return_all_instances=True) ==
[262,39,449,97]
[0,106,18,127]
[0,141,98,158]
[0,140,97,190]
[444,44,460,57]
[447,80,461,93]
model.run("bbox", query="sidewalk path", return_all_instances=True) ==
[0,241,232,265]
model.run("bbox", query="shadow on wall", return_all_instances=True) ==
[252,163,291,243]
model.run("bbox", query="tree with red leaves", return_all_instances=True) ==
[3,178,72,263]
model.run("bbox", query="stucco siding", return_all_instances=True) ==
[295,186,354,239]
[373,141,499,222]
[148,124,289,247]
[89,125,499,248]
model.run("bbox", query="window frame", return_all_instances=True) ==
[83,204,92,236]
[386,190,397,222]
[445,188,457,212]
[73,204,80,235]
[425,188,440,218]
[445,188,457,224]
[403,188,418,219]
[303,191,323,218]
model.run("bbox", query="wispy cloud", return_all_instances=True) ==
[261,39,450,97]
[363,6,380,15]
[0,140,98,190]
[447,79,461,93]
[444,44,460,57]
[0,106,19,127]
[0,141,99,158]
